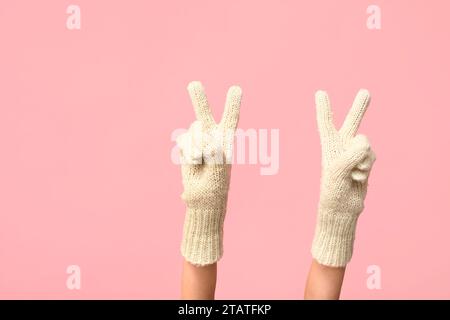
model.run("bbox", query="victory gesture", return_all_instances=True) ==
[177,81,242,266]
[312,89,376,267]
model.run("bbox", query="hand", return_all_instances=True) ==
[312,89,376,267]
[177,81,242,266]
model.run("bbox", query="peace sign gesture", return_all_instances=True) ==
[177,81,242,165]
[312,89,376,267]
[188,81,242,132]
[316,89,376,183]
[178,81,242,266]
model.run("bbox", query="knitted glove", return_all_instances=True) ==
[177,81,242,266]
[312,89,376,267]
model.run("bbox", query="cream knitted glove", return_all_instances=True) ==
[312,89,376,267]
[177,81,242,266]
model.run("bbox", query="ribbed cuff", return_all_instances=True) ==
[181,207,225,266]
[311,212,359,267]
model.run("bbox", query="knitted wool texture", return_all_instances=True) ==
[177,81,242,266]
[312,89,376,267]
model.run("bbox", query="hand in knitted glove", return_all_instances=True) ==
[312,89,376,267]
[177,81,242,266]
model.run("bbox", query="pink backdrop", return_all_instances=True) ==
[0,0,449,299]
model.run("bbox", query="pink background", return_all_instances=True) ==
[0,0,449,299]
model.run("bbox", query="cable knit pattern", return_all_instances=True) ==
[312,89,376,267]
[177,81,242,266]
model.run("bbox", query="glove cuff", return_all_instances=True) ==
[311,211,359,267]
[181,207,226,266]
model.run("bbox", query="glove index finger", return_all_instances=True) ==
[315,90,337,143]
[339,89,370,140]
[220,85,242,131]
[187,81,216,130]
